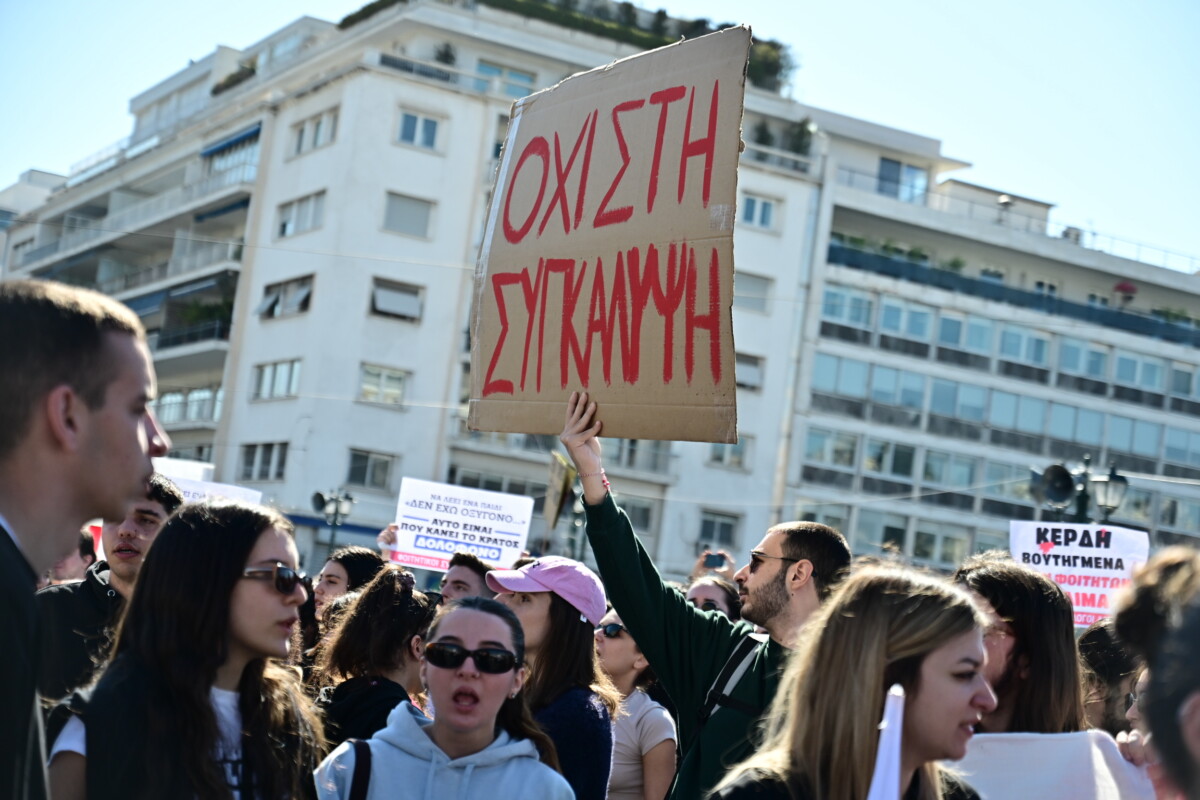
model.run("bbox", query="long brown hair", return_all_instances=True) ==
[428,597,561,770]
[107,501,325,799]
[524,592,621,716]
[713,566,985,800]
[954,551,1085,733]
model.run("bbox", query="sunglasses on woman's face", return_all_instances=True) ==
[596,623,627,639]
[242,563,306,595]
[424,641,517,674]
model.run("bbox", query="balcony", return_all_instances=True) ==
[827,242,1200,349]
[98,239,243,296]
[379,54,535,100]
[740,141,819,179]
[19,164,256,272]
[835,167,1199,273]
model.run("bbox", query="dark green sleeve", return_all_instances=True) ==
[584,494,755,744]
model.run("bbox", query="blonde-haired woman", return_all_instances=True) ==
[711,565,996,800]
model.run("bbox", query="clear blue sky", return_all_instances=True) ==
[3,0,1197,268]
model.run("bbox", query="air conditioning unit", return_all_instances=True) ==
[1061,226,1082,245]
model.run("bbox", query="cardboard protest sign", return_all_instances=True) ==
[543,451,577,530]
[1009,520,1149,627]
[389,477,534,572]
[469,27,752,443]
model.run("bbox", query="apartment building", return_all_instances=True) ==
[5,0,1198,575]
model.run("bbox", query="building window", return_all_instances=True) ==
[256,275,313,319]
[11,238,33,264]
[277,191,325,238]
[448,467,547,515]
[798,503,849,532]
[1034,280,1058,297]
[359,364,408,406]
[1059,338,1109,379]
[879,298,932,341]
[371,278,423,321]
[998,325,1049,366]
[398,111,439,149]
[822,285,874,328]
[979,268,1005,284]
[877,157,928,203]
[608,438,672,472]
[984,461,1034,502]
[923,450,978,488]
[930,380,986,421]
[699,511,739,547]
[710,435,750,469]
[477,61,535,99]
[857,509,909,554]
[347,449,395,491]
[735,353,764,390]
[988,391,1046,435]
[870,367,925,409]
[734,273,772,313]
[805,427,857,468]
[1165,428,1200,466]
[1114,350,1164,391]
[741,194,776,230]
[384,192,434,238]
[253,359,301,400]
[938,313,993,354]
[812,353,869,399]
[913,520,970,568]
[240,442,288,481]
[864,439,915,477]
[292,108,338,156]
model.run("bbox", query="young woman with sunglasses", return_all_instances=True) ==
[685,575,742,620]
[711,565,995,800]
[487,556,622,800]
[314,597,571,799]
[47,501,325,800]
[595,610,678,800]
[314,565,438,746]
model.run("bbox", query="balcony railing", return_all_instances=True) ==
[98,239,243,295]
[20,165,256,270]
[151,319,231,351]
[835,167,1200,273]
[741,142,818,177]
[379,54,534,100]
[827,242,1200,348]
[155,387,223,427]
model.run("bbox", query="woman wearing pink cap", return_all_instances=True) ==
[489,556,621,800]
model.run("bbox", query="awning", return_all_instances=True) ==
[200,123,262,158]
[194,198,250,223]
[123,289,167,317]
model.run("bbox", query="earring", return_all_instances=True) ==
[509,692,517,699]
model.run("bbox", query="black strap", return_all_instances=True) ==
[348,739,371,800]
[696,635,761,729]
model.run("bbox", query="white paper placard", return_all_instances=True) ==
[389,477,534,572]
[1009,520,1149,627]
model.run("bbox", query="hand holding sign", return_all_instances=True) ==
[561,391,608,506]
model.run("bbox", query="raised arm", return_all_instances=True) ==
[560,391,608,506]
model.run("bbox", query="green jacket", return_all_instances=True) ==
[585,495,786,800]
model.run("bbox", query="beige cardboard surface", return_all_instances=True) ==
[469,27,750,443]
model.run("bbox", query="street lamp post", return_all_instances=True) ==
[312,488,355,558]
[1090,463,1130,524]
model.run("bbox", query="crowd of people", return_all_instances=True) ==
[5,279,1200,800]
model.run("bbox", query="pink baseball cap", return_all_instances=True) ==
[486,556,608,626]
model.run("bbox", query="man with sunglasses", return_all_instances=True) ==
[37,473,182,704]
[561,393,852,800]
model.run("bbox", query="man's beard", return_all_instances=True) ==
[741,569,789,627]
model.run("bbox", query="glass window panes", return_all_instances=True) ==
[384,192,433,238]
[1132,420,1162,458]
[1109,416,1134,452]
[858,509,908,553]
[1076,409,1104,445]
[836,358,868,398]
[871,367,899,405]
[812,353,838,393]
[939,315,963,346]
[1015,396,1045,434]
[900,373,925,408]
[965,318,992,353]
[989,391,1017,429]
[347,449,394,491]
[360,364,407,405]
[735,273,772,313]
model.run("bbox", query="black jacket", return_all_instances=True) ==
[0,526,47,799]
[318,675,411,747]
[36,560,123,702]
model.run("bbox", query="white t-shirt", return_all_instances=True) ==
[607,689,678,800]
[51,686,246,798]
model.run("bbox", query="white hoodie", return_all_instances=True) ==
[314,702,574,800]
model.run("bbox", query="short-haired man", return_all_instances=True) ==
[440,551,493,600]
[49,530,97,585]
[561,392,851,800]
[37,473,183,702]
[0,280,170,799]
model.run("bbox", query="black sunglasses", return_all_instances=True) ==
[1125,691,1146,714]
[424,641,517,674]
[596,623,627,639]
[242,563,306,595]
[749,551,799,574]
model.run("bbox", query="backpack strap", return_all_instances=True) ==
[696,633,767,729]
[348,739,371,800]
